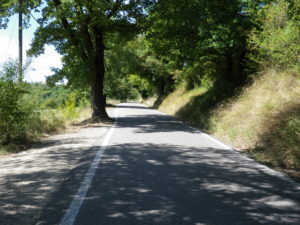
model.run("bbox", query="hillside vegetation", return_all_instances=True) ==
[0,63,91,154]
[151,0,300,178]
[155,69,300,176]
[212,70,299,169]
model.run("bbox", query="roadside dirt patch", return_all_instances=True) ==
[0,110,114,225]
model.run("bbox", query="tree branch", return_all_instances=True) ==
[74,4,97,59]
[107,0,123,19]
[52,0,88,60]
[52,0,69,29]
[104,22,139,33]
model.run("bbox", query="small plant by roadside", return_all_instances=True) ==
[0,60,33,146]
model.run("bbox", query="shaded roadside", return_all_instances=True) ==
[0,109,114,225]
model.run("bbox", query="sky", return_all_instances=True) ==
[0,13,62,83]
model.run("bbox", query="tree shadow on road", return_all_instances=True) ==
[37,143,300,225]
[116,114,198,134]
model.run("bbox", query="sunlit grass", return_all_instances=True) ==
[210,69,300,170]
[0,106,92,156]
[158,86,207,115]
[0,99,119,156]
[155,69,300,175]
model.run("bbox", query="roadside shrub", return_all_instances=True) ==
[0,60,32,144]
[43,98,58,109]
[210,69,300,169]
[62,92,79,119]
[249,0,300,71]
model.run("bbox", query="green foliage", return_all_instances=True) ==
[23,83,89,110]
[124,36,175,95]
[104,35,171,99]
[0,0,42,29]
[0,61,32,145]
[43,98,58,109]
[61,92,79,119]
[0,59,90,148]
[287,0,300,21]
[249,0,300,71]
[146,0,255,89]
[128,74,154,98]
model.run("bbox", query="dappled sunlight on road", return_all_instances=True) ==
[0,126,110,225]
[1,103,299,225]
[70,142,300,225]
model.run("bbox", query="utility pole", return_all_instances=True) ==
[18,0,23,81]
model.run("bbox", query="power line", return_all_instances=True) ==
[18,0,23,81]
[30,11,43,28]
[30,12,40,25]
[0,16,16,61]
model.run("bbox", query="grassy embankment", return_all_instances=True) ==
[150,69,300,179]
[0,97,120,156]
[0,107,91,155]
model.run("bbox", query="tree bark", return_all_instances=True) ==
[90,32,109,119]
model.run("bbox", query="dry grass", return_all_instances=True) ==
[0,107,92,156]
[106,99,121,106]
[142,96,158,108]
[158,86,207,115]
[210,69,300,170]
[154,69,299,179]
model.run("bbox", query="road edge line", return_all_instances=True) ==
[140,102,300,188]
[59,108,119,225]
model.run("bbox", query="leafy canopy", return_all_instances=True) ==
[26,0,155,86]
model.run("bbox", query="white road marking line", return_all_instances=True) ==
[140,103,300,188]
[152,104,233,150]
[59,108,119,225]
[199,132,232,150]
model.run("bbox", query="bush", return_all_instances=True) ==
[0,60,32,144]
[249,0,300,71]
[43,98,58,109]
[62,92,79,119]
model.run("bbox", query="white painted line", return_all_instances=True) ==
[59,108,119,225]
[147,103,233,150]
[186,125,300,188]
[140,103,300,188]
[199,132,232,150]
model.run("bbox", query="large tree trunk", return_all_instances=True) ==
[90,32,109,120]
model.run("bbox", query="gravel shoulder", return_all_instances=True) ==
[0,108,115,225]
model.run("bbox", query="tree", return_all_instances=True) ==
[249,0,300,70]
[104,35,167,99]
[4,0,155,119]
[146,0,265,90]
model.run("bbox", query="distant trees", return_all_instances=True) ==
[23,83,89,110]
[101,34,175,100]
[146,0,259,91]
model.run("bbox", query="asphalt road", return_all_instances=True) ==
[37,103,300,225]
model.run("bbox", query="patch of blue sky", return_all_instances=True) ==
[0,12,62,83]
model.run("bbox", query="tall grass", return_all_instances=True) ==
[211,69,300,170]
[158,86,207,120]
[0,106,92,155]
